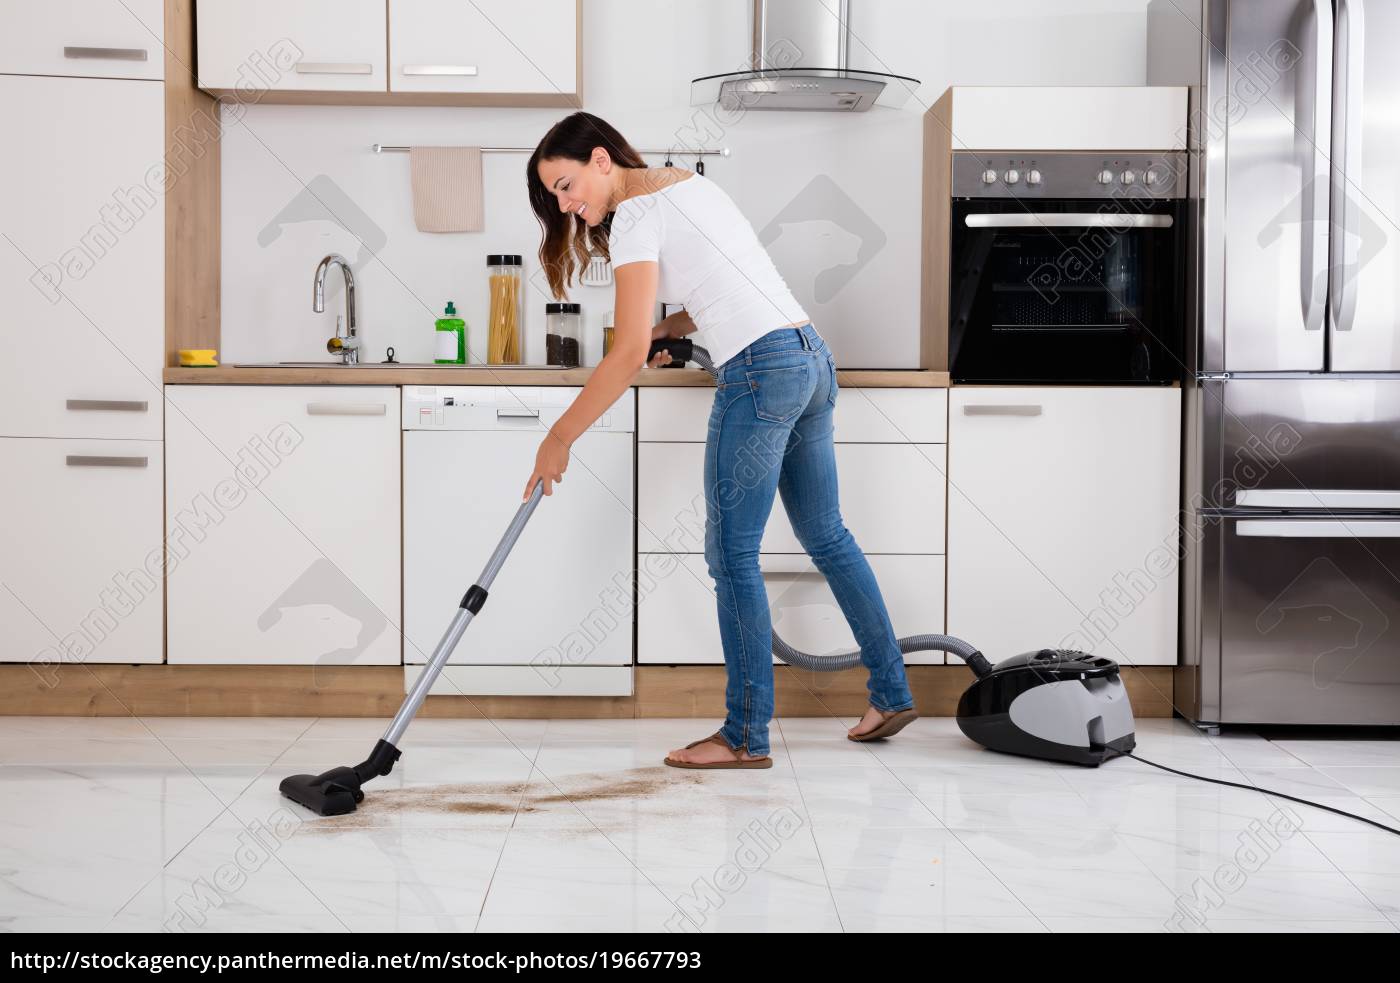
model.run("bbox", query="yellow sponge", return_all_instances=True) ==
[178,349,219,367]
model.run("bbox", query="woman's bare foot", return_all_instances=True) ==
[665,737,767,765]
[848,706,892,739]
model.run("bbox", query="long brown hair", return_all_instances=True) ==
[527,112,646,299]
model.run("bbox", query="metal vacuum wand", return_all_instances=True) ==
[278,483,546,816]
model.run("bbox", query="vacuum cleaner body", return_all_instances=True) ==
[956,649,1136,766]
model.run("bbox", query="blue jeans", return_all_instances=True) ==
[704,323,916,757]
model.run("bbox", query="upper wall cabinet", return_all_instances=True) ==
[195,0,580,106]
[389,0,577,98]
[0,0,165,81]
[196,0,387,94]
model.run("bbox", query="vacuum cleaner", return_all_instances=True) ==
[279,339,1135,817]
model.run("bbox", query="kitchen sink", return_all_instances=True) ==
[232,361,361,368]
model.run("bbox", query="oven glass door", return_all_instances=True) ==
[949,198,1184,383]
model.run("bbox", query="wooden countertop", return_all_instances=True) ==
[163,366,951,387]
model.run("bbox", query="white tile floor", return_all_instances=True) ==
[1,715,1398,934]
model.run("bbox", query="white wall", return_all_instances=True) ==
[219,0,1151,368]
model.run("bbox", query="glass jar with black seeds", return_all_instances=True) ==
[545,303,582,368]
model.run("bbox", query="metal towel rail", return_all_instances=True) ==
[372,144,730,157]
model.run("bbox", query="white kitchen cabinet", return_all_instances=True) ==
[637,553,945,667]
[195,0,387,93]
[388,0,577,95]
[195,0,579,102]
[164,386,401,666]
[0,75,163,440]
[0,437,163,665]
[0,0,164,80]
[637,387,949,666]
[942,86,1188,152]
[637,441,946,554]
[947,387,1181,667]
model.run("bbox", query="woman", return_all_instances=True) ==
[524,112,917,768]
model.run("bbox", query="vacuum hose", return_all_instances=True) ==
[649,337,994,680]
[774,629,993,678]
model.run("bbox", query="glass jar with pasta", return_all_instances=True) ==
[485,255,523,364]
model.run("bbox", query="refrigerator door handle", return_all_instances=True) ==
[1237,489,1400,510]
[1302,0,1334,333]
[1237,518,1400,538]
[1329,0,1365,334]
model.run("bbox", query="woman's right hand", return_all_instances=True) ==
[647,311,692,367]
[652,310,694,341]
[647,313,683,368]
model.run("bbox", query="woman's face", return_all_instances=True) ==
[536,152,611,228]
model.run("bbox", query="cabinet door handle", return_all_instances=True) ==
[66,455,148,468]
[64,46,148,62]
[496,408,541,419]
[962,404,1042,416]
[66,399,149,413]
[402,65,479,76]
[306,402,386,416]
[295,61,374,75]
[759,555,822,575]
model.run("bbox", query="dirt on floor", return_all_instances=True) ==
[303,767,707,829]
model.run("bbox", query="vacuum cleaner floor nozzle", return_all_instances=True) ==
[279,766,365,817]
[279,740,401,816]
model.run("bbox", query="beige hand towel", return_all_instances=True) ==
[409,146,484,233]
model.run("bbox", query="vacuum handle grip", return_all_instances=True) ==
[648,337,693,364]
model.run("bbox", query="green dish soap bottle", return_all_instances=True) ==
[434,301,466,364]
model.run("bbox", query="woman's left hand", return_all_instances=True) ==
[524,430,571,500]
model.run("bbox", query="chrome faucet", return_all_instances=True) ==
[313,254,359,364]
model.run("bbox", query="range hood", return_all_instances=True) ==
[691,0,919,112]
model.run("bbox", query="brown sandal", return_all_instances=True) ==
[664,732,773,769]
[848,707,919,742]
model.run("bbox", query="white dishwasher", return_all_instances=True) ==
[402,386,636,696]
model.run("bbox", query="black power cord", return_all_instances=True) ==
[1126,751,1400,837]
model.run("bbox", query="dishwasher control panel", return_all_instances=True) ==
[402,386,636,432]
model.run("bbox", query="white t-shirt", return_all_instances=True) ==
[606,173,809,367]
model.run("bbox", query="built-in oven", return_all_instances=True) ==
[948,151,1187,384]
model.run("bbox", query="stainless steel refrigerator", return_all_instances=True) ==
[1149,0,1400,726]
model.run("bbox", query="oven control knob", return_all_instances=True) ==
[1096,169,1115,185]
[981,168,999,185]
[1026,169,1042,186]
[1003,168,1020,184]
[1144,168,1161,185]
[1119,169,1137,185]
